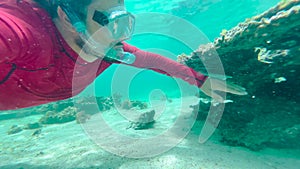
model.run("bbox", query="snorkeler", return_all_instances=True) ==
[0,0,247,110]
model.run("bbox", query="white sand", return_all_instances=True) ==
[0,97,299,169]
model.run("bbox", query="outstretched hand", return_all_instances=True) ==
[200,77,248,102]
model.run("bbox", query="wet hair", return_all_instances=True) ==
[34,0,92,21]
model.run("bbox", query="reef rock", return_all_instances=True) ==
[127,109,156,130]
[7,125,23,135]
[178,1,300,150]
[24,122,42,130]
[39,107,78,124]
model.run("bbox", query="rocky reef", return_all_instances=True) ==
[179,0,300,150]
[127,109,156,130]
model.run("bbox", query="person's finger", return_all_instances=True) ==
[201,88,224,103]
[210,91,224,103]
[224,81,248,95]
[210,79,247,95]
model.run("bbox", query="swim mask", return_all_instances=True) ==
[58,1,136,64]
[92,6,135,42]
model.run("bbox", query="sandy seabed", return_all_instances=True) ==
[0,97,299,169]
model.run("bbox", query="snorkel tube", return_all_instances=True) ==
[56,0,136,64]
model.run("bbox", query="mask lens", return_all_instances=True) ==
[88,8,136,61]
[92,10,135,42]
[107,13,135,41]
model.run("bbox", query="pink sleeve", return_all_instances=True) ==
[0,11,21,63]
[122,43,208,87]
[0,1,49,64]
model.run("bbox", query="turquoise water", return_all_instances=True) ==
[91,0,281,100]
[2,0,300,168]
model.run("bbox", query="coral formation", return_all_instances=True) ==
[75,96,114,113]
[37,96,116,125]
[121,100,133,110]
[120,100,148,110]
[39,107,78,124]
[19,95,150,127]
[112,93,122,107]
[178,0,300,150]
[130,101,149,110]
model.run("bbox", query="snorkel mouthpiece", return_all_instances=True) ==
[107,47,136,64]
[120,52,136,64]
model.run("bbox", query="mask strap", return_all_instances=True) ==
[92,10,109,26]
[58,2,86,33]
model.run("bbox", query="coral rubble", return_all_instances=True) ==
[7,125,23,135]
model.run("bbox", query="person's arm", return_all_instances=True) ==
[122,43,248,102]
[0,13,21,64]
[122,42,208,88]
[0,4,25,84]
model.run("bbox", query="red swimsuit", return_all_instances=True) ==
[0,0,207,110]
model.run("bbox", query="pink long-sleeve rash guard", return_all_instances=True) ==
[0,0,207,110]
